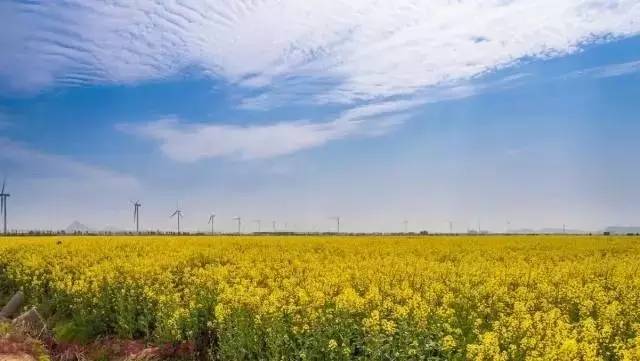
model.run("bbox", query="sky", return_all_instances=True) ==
[1,0,640,233]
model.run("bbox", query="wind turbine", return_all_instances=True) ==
[132,200,141,233]
[232,216,241,234]
[170,206,183,233]
[252,219,261,233]
[329,216,340,233]
[0,179,10,234]
[208,213,216,234]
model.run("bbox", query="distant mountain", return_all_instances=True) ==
[604,226,640,234]
[65,221,91,233]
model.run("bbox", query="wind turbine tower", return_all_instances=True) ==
[449,221,453,234]
[272,220,277,232]
[0,179,9,234]
[330,216,340,233]
[233,216,241,234]
[132,200,141,233]
[253,219,261,233]
[403,220,408,233]
[208,213,216,234]
[170,206,183,233]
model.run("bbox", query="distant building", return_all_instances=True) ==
[604,226,640,235]
[467,229,489,235]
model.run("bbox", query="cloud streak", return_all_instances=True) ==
[0,137,138,189]
[564,60,640,79]
[118,100,418,161]
[0,137,142,230]
[1,0,639,102]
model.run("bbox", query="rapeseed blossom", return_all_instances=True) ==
[0,235,638,360]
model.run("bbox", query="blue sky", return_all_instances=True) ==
[1,1,640,232]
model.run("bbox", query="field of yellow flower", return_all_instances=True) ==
[0,235,639,360]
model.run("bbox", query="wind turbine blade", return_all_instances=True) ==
[171,210,178,217]
[1,178,5,194]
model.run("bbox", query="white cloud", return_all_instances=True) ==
[1,0,639,102]
[3,0,640,163]
[118,100,418,161]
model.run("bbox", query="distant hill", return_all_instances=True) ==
[604,226,640,234]
[65,221,91,233]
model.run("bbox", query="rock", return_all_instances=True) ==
[11,308,49,340]
[0,292,24,319]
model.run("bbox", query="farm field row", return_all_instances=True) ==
[0,235,639,360]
